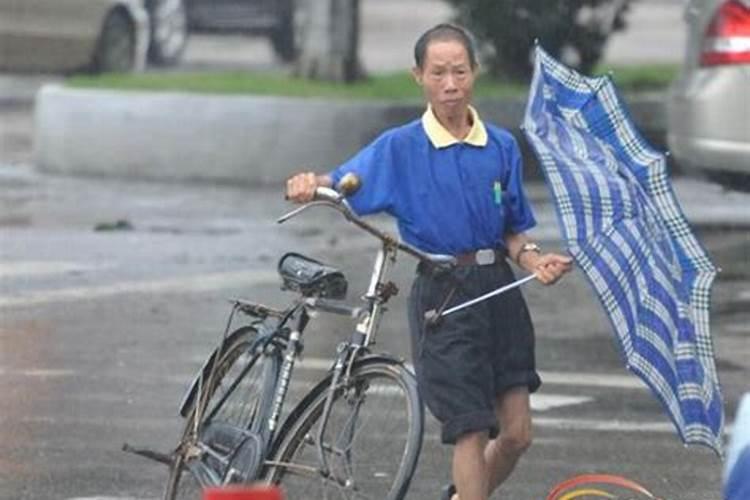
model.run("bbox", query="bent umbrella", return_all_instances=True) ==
[523,46,723,454]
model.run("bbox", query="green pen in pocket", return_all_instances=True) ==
[493,181,503,205]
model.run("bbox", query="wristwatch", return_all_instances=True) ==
[516,242,541,264]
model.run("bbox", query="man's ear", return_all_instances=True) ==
[411,66,423,86]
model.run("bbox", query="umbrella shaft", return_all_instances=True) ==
[440,274,538,317]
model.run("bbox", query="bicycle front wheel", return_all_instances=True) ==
[164,326,278,500]
[267,359,423,500]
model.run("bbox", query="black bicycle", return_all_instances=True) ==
[125,175,455,499]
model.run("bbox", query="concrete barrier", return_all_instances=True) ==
[34,84,667,185]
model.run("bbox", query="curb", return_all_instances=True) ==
[33,84,668,185]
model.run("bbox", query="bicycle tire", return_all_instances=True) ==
[163,326,279,500]
[266,358,423,500]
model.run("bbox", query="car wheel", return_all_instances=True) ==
[146,0,189,66]
[93,9,137,73]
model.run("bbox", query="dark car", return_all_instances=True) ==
[185,0,297,61]
[144,0,190,66]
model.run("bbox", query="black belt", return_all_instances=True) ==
[454,248,507,267]
[417,248,507,275]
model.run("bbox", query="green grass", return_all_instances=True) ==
[68,70,527,100]
[67,63,678,99]
[592,63,680,92]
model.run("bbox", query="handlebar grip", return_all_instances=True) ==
[336,173,361,196]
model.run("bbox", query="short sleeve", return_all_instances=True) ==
[503,137,537,234]
[329,132,397,216]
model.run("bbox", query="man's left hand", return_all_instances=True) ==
[522,252,573,285]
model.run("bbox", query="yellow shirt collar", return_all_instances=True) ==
[422,105,488,149]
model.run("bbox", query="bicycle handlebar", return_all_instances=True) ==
[277,177,456,269]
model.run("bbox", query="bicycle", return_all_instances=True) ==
[124,174,456,500]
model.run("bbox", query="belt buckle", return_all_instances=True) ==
[475,249,495,266]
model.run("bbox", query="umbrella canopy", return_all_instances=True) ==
[523,46,723,454]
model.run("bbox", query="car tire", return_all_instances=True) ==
[146,0,189,66]
[93,9,137,73]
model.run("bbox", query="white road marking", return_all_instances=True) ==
[0,261,104,278]
[208,356,647,391]
[0,368,76,378]
[539,370,646,390]
[531,394,593,412]
[0,238,384,309]
[535,417,675,433]
[0,269,279,308]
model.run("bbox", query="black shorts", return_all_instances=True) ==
[407,258,541,444]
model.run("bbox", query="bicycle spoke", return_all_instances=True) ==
[272,363,422,500]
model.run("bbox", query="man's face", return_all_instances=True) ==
[413,39,477,118]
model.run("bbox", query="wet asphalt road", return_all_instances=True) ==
[0,164,748,500]
[0,2,746,498]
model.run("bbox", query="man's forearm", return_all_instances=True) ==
[504,232,539,272]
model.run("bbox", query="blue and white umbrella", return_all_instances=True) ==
[522,46,724,453]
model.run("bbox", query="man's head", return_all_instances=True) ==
[412,24,478,120]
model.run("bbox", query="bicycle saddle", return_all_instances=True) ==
[277,252,348,300]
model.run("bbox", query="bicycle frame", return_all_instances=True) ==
[126,181,451,490]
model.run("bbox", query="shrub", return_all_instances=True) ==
[447,0,633,81]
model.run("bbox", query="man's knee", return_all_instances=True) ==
[455,429,489,450]
[500,426,532,456]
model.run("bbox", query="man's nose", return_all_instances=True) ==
[443,73,457,91]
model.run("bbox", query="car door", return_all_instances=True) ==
[187,0,278,31]
[22,0,110,69]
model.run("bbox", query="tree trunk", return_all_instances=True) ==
[294,0,364,82]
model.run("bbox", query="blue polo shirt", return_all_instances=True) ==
[329,107,536,255]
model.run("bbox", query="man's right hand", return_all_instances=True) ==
[286,172,330,203]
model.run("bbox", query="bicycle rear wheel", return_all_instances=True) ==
[164,326,278,500]
[267,359,423,500]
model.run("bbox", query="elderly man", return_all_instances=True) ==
[286,23,572,500]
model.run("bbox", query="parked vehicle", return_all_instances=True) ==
[185,0,298,61]
[0,0,189,73]
[0,0,149,73]
[144,0,190,66]
[667,0,750,188]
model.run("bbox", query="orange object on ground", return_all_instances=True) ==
[203,485,284,500]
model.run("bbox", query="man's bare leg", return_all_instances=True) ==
[451,431,489,500]
[485,386,533,495]
[450,388,531,500]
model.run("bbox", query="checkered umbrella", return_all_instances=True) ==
[522,46,723,454]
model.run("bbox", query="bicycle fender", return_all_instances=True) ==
[353,353,412,371]
[177,326,259,418]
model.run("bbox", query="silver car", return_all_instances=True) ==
[0,0,188,73]
[667,0,750,186]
